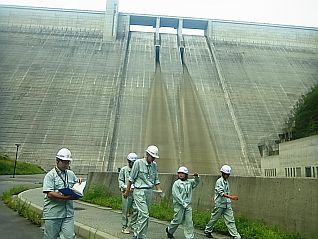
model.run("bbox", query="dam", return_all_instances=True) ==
[0,1,317,176]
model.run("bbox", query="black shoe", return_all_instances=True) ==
[166,227,174,238]
[204,231,213,238]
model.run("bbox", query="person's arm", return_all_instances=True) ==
[172,181,187,207]
[123,181,132,198]
[153,162,161,191]
[76,177,83,184]
[155,183,161,191]
[124,160,139,198]
[46,191,72,200]
[118,168,126,192]
[191,173,200,188]
[223,194,239,201]
[70,170,82,185]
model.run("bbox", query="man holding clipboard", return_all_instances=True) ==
[42,148,82,239]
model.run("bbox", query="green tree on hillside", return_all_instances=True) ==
[286,85,318,139]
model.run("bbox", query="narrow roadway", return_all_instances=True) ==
[0,174,44,239]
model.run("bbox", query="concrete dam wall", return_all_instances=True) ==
[0,5,317,176]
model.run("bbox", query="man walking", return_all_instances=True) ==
[118,152,138,234]
[123,145,162,239]
[204,165,241,239]
[42,148,82,239]
[166,166,200,239]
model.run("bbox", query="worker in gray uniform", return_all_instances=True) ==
[166,166,200,239]
[118,152,139,234]
[42,148,82,239]
[123,145,162,239]
[204,165,241,239]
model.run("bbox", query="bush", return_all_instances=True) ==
[285,85,318,139]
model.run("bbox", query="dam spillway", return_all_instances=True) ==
[0,4,317,176]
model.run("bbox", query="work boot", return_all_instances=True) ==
[204,231,213,238]
[166,227,174,238]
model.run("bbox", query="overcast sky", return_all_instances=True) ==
[0,0,317,28]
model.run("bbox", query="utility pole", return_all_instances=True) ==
[12,144,21,178]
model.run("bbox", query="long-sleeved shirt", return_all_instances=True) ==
[214,176,231,208]
[172,176,200,208]
[118,165,132,191]
[129,158,160,189]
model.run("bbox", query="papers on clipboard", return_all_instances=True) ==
[59,181,86,200]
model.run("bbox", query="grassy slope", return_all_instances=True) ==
[0,154,45,175]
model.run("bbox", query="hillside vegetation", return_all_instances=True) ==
[0,154,45,175]
[286,85,318,139]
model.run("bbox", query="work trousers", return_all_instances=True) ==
[205,206,241,239]
[43,217,75,239]
[132,188,153,239]
[121,192,137,230]
[167,205,194,239]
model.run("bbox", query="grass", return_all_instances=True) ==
[0,154,45,175]
[2,184,304,239]
[83,185,303,239]
[1,185,43,226]
[82,185,122,209]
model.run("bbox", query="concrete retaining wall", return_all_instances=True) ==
[87,172,318,239]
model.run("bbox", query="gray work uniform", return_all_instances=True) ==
[42,167,78,239]
[167,175,200,239]
[118,165,137,230]
[129,158,160,239]
[204,176,241,239]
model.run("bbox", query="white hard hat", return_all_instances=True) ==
[177,166,189,174]
[56,148,72,161]
[145,145,159,158]
[127,152,138,162]
[220,165,231,174]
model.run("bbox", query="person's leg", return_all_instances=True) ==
[205,207,224,233]
[167,205,184,236]
[133,189,150,239]
[121,194,129,231]
[183,207,195,239]
[59,217,75,239]
[223,207,241,239]
[129,198,138,232]
[43,219,62,239]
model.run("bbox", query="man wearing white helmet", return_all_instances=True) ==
[204,165,241,239]
[42,148,82,239]
[118,152,138,234]
[123,145,162,239]
[166,166,200,239]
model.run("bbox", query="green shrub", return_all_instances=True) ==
[286,85,318,139]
